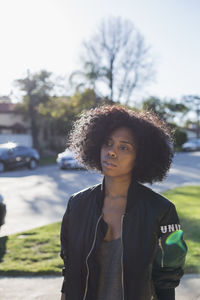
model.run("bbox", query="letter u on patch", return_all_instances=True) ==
[160,226,167,233]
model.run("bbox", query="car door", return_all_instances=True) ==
[13,146,27,167]
[5,148,17,168]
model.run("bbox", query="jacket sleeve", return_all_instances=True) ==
[60,196,72,293]
[152,203,187,299]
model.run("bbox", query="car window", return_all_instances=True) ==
[0,148,6,155]
[15,146,27,151]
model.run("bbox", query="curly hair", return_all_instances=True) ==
[68,105,174,183]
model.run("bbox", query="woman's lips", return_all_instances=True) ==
[102,161,117,168]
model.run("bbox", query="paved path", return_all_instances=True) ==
[0,274,200,299]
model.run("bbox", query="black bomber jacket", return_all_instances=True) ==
[60,179,187,300]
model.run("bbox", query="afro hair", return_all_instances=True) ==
[68,105,174,184]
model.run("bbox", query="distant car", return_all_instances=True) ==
[56,149,84,169]
[0,194,6,227]
[182,139,200,151]
[0,142,40,172]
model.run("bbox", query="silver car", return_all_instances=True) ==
[182,139,200,151]
[56,149,84,169]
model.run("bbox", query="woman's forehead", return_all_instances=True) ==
[108,127,134,142]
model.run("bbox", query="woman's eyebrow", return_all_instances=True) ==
[119,140,134,146]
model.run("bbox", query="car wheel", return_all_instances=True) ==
[0,162,5,173]
[28,159,37,170]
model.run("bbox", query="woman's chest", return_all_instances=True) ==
[102,197,126,241]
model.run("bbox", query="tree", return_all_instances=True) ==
[70,17,154,104]
[182,95,200,138]
[37,89,114,151]
[169,123,187,149]
[15,70,54,150]
[142,96,188,123]
[38,88,114,133]
[142,96,189,148]
[69,62,101,92]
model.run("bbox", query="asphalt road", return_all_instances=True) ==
[0,151,200,237]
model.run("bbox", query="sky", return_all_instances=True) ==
[0,0,200,106]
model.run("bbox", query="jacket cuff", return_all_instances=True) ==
[156,288,175,300]
[61,279,67,293]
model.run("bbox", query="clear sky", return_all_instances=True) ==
[0,0,200,103]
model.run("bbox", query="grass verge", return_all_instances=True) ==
[0,186,199,275]
[39,155,57,166]
[0,222,62,276]
[163,186,200,274]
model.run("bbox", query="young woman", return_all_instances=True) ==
[60,105,187,300]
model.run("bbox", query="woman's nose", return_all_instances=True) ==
[107,147,117,158]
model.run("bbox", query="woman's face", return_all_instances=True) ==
[100,127,136,179]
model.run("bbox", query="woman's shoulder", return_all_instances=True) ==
[135,182,177,222]
[135,181,174,209]
[68,183,101,210]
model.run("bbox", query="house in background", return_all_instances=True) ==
[0,97,32,146]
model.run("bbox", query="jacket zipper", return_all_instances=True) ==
[83,214,102,300]
[158,237,164,268]
[121,214,125,300]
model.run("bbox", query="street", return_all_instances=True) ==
[0,151,200,237]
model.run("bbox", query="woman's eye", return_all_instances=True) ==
[120,145,128,151]
[105,140,112,146]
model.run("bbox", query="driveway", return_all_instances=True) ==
[0,151,200,237]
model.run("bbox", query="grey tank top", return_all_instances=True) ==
[96,237,123,300]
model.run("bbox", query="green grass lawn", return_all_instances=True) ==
[0,185,199,275]
[39,155,57,166]
[163,186,200,274]
[0,222,62,276]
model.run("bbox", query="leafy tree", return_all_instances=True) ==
[142,96,188,123]
[38,89,114,151]
[142,97,166,119]
[15,70,54,150]
[182,95,200,138]
[38,89,114,130]
[169,123,187,149]
[69,62,101,92]
[142,96,189,149]
[70,17,154,104]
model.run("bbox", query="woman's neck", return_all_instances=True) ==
[104,175,132,198]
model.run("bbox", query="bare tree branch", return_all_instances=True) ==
[70,17,155,104]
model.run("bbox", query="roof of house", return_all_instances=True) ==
[0,102,16,113]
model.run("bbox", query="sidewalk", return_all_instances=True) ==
[0,274,200,299]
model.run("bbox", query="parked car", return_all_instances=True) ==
[0,194,6,228]
[0,142,40,172]
[56,149,84,169]
[182,139,200,151]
